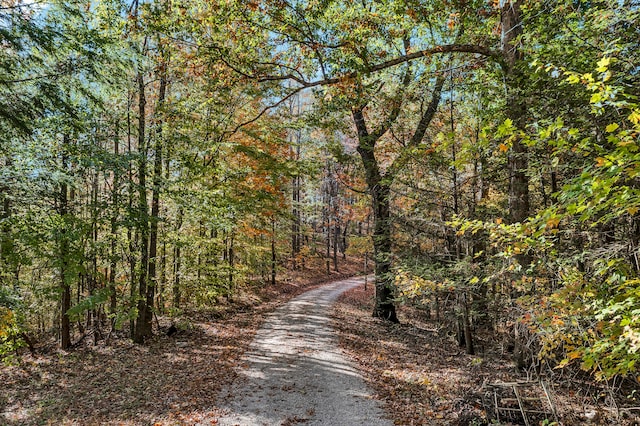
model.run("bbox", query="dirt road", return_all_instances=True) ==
[216,277,391,426]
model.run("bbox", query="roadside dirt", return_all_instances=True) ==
[331,282,495,425]
[331,282,640,426]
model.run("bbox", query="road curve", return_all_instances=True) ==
[215,277,392,426]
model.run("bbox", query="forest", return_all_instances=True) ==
[1,0,639,424]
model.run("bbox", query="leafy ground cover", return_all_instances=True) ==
[331,284,640,426]
[4,263,639,426]
[1,258,364,425]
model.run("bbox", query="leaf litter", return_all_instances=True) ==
[0,258,363,425]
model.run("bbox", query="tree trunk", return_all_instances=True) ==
[173,207,183,308]
[352,107,399,323]
[0,156,15,288]
[271,218,276,286]
[350,64,441,323]
[342,221,348,260]
[502,0,531,268]
[462,292,474,355]
[133,71,151,344]
[108,132,120,322]
[59,134,72,350]
[0,197,10,284]
[333,224,339,272]
[90,169,100,344]
[291,121,302,267]
[502,0,530,225]
[145,59,167,336]
[369,183,399,322]
[227,233,234,299]
[125,89,138,338]
[370,186,398,322]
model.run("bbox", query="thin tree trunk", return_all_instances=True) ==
[90,169,100,344]
[0,156,15,288]
[127,89,137,339]
[333,224,339,272]
[173,207,183,308]
[227,233,234,299]
[342,220,348,260]
[450,78,462,260]
[133,70,150,344]
[502,0,530,226]
[501,0,531,269]
[291,104,302,266]
[60,134,72,350]
[463,292,474,355]
[108,129,120,321]
[271,218,276,286]
[145,58,167,336]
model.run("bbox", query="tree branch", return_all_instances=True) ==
[409,74,445,147]
[227,87,304,136]
[386,73,446,180]
[219,43,501,90]
[369,63,412,142]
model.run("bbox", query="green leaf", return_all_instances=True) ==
[66,288,111,321]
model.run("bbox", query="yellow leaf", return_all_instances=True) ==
[629,110,640,125]
[605,123,619,133]
[628,207,639,216]
[495,218,503,225]
[566,73,580,84]
[595,157,607,167]
[568,350,582,360]
[596,57,611,73]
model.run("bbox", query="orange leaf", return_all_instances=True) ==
[546,217,560,229]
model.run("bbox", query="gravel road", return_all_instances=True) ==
[215,276,392,426]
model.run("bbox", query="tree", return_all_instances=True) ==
[207,0,509,320]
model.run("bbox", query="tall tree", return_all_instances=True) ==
[501,0,530,227]
[209,0,505,320]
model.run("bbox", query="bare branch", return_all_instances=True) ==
[226,86,304,136]
[219,43,501,90]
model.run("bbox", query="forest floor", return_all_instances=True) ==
[331,284,640,426]
[2,258,639,425]
[0,258,364,426]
